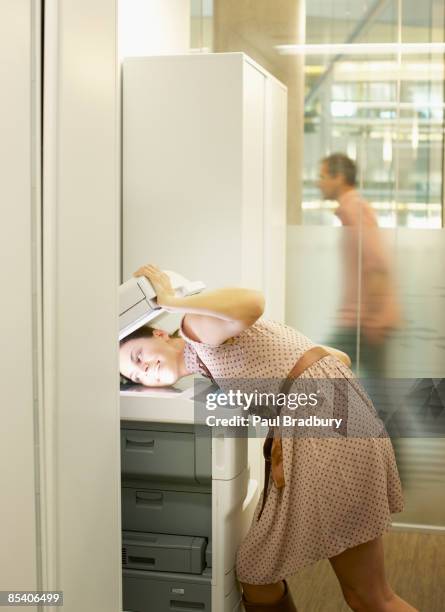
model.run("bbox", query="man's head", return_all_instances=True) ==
[318,153,357,200]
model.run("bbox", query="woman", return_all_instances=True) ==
[120,265,416,612]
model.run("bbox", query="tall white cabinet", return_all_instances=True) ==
[123,52,287,321]
[122,53,287,611]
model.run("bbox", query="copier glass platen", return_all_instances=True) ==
[119,273,259,611]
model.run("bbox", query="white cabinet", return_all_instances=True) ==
[123,52,287,321]
[122,54,287,611]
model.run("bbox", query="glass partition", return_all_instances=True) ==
[300,0,445,529]
[191,0,445,528]
[303,0,445,228]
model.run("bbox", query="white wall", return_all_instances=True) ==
[42,1,121,610]
[118,0,191,58]
[0,0,39,599]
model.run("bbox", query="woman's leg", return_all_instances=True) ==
[329,536,418,612]
[239,580,285,604]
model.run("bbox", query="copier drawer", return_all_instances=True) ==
[121,428,211,485]
[122,531,206,574]
[123,568,211,612]
[122,487,211,538]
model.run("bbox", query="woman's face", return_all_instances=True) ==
[119,330,181,387]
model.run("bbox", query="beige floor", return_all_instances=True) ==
[287,531,445,611]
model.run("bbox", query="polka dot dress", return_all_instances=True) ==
[180,317,404,585]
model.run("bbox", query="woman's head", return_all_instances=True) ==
[119,326,185,387]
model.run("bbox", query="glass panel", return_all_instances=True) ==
[306,0,397,45]
[302,0,445,528]
[190,0,214,52]
[303,0,444,229]
[192,0,445,529]
[304,51,400,226]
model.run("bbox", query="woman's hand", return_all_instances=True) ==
[133,264,176,307]
[134,263,265,345]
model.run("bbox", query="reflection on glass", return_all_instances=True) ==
[191,0,445,530]
[190,0,213,52]
[303,1,444,229]
[300,0,445,529]
[317,153,402,379]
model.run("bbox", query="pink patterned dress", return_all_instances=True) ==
[180,317,404,584]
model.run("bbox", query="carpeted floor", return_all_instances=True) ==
[287,531,445,611]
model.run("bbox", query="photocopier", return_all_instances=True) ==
[119,273,259,612]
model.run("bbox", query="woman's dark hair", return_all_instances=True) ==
[120,325,180,347]
[120,325,156,346]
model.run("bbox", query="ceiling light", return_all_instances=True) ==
[276,42,445,56]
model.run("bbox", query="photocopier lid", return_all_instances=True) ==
[119,271,205,340]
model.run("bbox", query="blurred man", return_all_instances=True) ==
[318,153,401,379]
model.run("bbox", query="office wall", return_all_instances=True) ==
[0,0,39,599]
[119,0,191,57]
[42,1,121,610]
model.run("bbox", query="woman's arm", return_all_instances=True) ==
[319,345,352,368]
[134,265,265,345]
